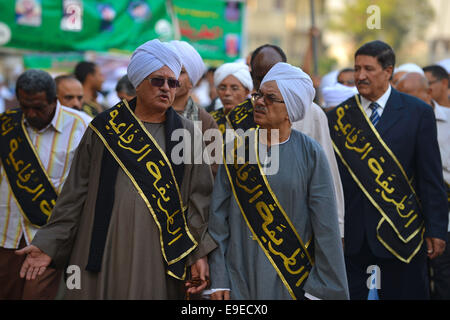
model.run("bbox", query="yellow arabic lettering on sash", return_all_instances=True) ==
[147,161,170,202]
[256,201,283,246]
[1,116,14,136]
[39,199,56,216]
[233,106,249,124]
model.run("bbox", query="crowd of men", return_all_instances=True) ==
[0,37,449,300]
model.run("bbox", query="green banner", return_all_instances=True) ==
[173,0,244,66]
[0,0,175,53]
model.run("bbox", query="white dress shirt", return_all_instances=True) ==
[360,85,392,119]
[0,104,89,249]
[292,102,346,237]
[433,101,450,231]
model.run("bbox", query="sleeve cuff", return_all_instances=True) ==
[305,292,321,300]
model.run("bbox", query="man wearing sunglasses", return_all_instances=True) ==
[250,44,345,240]
[208,62,349,300]
[17,39,217,299]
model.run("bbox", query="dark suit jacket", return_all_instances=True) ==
[337,88,448,258]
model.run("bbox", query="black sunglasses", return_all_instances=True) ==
[251,91,284,105]
[147,77,180,88]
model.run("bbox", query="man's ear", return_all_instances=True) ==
[385,65,394,80]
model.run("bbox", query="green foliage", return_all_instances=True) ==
[329,0,434,51]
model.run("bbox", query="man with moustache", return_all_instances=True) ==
[55,75,92,124]
[16,40,216,299]
[327,40,448,299]
[208,62,348,300]
[250,44,346,238]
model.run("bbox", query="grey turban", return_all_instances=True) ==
[213,62,253,91]
[170,40,205,86]
[260,62,315,122]
[127,39,182,89]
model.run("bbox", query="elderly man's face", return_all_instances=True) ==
[253,80,289,129]
[18,89,56,130]
[136,66,178,113]
[391,71,406,88]
[396,74,432,105]
[217,75,249,113]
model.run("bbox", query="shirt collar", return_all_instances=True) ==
[433,100,449,122]
[360,85,392,110]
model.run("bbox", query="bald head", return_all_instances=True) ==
[250,45,287,90]
[396,72,432,106]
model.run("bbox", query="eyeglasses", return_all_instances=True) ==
[428,79,441,85]
[251,91,284,105]
[147,77,180,88]
[338,80,355,86]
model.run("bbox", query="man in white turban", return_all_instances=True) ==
[18,39,217,299]
[208,62,254,137]
[213,62,253,114]
[208,61,349,300]
[248,44,346,240]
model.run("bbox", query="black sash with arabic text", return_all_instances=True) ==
[210,108,227,136]
[210,99,257,137]
[328,95,424,263]
[223,129,313,299]
[0,109,57,227]
[227,98,256,132]
[88,100,197,280]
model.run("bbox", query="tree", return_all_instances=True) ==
[329,0,434,52]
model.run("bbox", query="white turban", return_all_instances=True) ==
[127,39,182,89]
[214,62,253,91]
[170,40,205,86]
[260,62,315,122]
[319,70,339,91]
[322,83,358,107]
[437,58,450,74]
[394,63,424,75]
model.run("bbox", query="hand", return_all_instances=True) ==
[311,75,321,89]
[211,290,230,300]
[15,245,51,280]
[185,256,210,294]
[425,237,446,259]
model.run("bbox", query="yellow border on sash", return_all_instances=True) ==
[0,113,59,228]
[122,100,198,250]
[354,95,421,205]
[254,129,314,265]
[20,115,59,197]
[89,103,197,277]
[222,129,313,300]
[376,217,425,264]
[331,96,424,262]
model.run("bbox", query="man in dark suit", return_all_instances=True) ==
[328,40,448,299]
